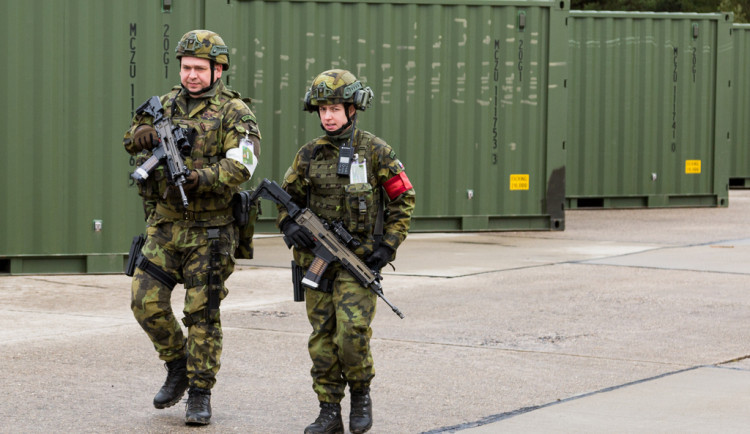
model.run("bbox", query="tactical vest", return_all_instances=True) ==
[145,85,241,217]
[307,129,380,237]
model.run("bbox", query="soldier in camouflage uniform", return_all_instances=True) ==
[123,30,261,426]
[278,69,415,434]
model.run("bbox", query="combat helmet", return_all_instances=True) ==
[175,29,230,70]
[303,69,373,112]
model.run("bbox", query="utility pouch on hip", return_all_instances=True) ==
[291,260,305,302]
[232,190,253,226]
[125,234,146,276]
[232,190,259,260]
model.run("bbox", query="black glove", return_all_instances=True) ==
[280,218,316,250]
[366,245,394,271]
[183,170,200,191]
[132,125,159,152]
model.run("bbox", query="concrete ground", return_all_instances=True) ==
[2,191,750,433]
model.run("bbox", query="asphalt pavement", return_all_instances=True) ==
[2,191,750,433]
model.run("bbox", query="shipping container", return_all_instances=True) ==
[729,24,750,188]
[0,0,202,274]
[566,11,733,208]
[206,0,569,232]
[1,0,569,275]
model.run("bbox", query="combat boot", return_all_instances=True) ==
[349,388,372,433]
[153,356,188,409]
[185,386,212,425]
[304,402,343,434]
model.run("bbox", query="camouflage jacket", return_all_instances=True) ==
[124,81,261,227]
[279,128,416,263]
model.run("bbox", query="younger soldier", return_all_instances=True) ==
[278,69,416,434]
[123,30,260,425]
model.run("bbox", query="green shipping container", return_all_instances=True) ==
[0,0,202,274]
[206,0,569,232]
[729,24,750,188]
[1,0,569,275]
[566,11,733,209]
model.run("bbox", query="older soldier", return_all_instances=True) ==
[123,29,260,425]
[278,69,416,434]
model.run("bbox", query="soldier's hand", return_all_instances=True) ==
[280,218,316,250]
[183,170,199,191]
[366,245,394,271]
[132,125,159,152]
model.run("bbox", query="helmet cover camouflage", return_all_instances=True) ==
[175,29,230,70]
[304,69,374,112]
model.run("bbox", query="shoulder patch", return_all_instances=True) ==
[241,114,255,123]
[389,150,397,159]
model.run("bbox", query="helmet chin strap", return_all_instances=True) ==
[320,104,355,137]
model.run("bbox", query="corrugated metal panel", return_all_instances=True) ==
[206,0,569,231]
[1,0,569,274]
[0,0,202,273]
[729,24,750,187]
[566,11,733,208]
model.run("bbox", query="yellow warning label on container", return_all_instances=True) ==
[510,174,529,191]
[685,160,701,174]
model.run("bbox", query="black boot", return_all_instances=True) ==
[304,402,343,434]
[350,388,372,433]
[185,386,212,425]
[153,356,188,409]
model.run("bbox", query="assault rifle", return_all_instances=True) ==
[249,178,404,319]
[130,96,192,208]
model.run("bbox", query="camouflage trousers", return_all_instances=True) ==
[131,221,237,390]
[305,265,377,403]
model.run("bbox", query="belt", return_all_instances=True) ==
[156,203,232,221]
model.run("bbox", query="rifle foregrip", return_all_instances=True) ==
[301,256,329,289]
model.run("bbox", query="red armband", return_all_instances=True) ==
[383,171,413,200]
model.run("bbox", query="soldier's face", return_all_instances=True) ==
[180,57,222,94]
[318,104,355,133]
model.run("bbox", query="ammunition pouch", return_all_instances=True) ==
[232,189,260,259]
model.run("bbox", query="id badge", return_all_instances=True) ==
[349,154,368,184]
[227,132,258,176]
